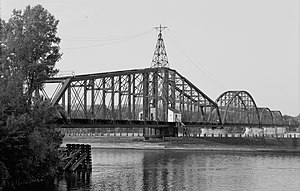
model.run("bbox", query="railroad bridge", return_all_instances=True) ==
[41,26,287,138]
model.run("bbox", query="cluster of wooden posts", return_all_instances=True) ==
[60,144,92,171]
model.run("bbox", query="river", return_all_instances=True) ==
[19,148,300,191]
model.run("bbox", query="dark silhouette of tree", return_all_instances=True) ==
[1,4,61,106]
[0,5,63,189]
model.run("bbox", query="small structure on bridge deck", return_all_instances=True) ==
[168,108,182,122]
[139,108,182,122]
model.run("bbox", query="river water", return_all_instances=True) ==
[23,148,300,191]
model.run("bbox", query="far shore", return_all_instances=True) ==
[62,136,300,153]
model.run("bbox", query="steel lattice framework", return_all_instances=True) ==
[151,25,169,68]
[271,110,284,125]
[257,108,284,126]
[212,91,285,127]
[43,67,221,126]
[258,107,274,125]
[215,91,260,125]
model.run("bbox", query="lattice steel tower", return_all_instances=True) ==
[150,25,169,68]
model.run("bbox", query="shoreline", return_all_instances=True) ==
[62,136,300,153]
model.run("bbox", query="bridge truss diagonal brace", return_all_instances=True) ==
[170,69,221,123]
[42,77,72,106]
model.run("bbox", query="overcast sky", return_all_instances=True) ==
[1,0,299,116]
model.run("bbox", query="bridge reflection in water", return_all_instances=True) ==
[52,149,300,191]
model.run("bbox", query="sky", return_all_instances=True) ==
[1,0,299,116]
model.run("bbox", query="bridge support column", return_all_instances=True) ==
[91,79,95,119]
[143,127,162,140]
[162,69,169,121]
[143,124,178,140]
[67,86,71,119]
[143,73,149,120]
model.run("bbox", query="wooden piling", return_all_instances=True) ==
[61,144,92,171]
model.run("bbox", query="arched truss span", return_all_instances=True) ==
[215,90,260,125]
[271,110,284,125]
[257,107,273,125]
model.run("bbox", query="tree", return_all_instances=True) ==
[296,114,300,126]
[0,5,63,189]
[282,115,299,131]
[1,4,61,106]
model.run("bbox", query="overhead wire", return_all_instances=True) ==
[62,27,226,90]
[63,29,153,50]
[164,30,226,90]
[64,33,147,42]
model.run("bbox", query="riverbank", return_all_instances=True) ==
[62,135,300,153]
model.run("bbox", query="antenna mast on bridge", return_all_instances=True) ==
[150,25,169,68]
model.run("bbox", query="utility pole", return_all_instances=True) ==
[150,25,169,68]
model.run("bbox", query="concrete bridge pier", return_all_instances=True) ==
[143,126,178,140]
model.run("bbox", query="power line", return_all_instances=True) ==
[63,32,150,42]
[164,30,226,90]
[63,29,153,50]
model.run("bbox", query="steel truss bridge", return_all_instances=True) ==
[42,67,287,138]
[41,27,290,138]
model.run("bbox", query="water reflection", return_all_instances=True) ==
[64,171,91,190]
[55,149,300,191]
[90,149,144,191]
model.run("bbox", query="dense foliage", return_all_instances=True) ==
[0,5,63,189]
[1,4,61,106]
[283,114,300,131]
